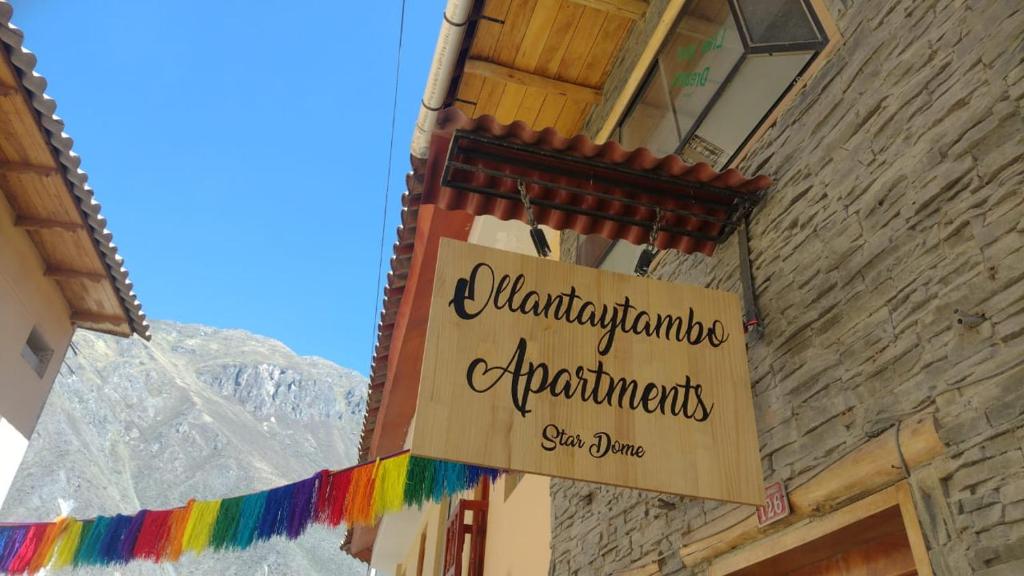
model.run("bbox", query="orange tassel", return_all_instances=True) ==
[27,519,65,574]
[163,501,194,561]
[343,463,378,526]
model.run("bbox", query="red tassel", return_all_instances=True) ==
[325,469,354,527]
[7,523,46,574]
[313,470,331,524]
[133,509,173,561]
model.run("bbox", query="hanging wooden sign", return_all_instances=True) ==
[410,239,763,505]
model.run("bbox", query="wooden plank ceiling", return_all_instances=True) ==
[0,50,134,337]
[452,0,644,136]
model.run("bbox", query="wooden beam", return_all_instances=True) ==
[613,563,660,576]
[0,161,60,177]
[15,216,85,232]
[464,59,602,104]
[70,311,127,327]
[45,268,108,282]
[0,85,17,97]
[596,0,688,143]
[569,0,647,20]
[708,483,928,576]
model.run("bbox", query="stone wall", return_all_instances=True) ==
[553,1,1024,574]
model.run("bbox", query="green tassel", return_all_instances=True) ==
[73,517,106,566]
[210,496,243,550]
[403,457,435,507]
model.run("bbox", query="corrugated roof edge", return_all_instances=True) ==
[0,1,150,340]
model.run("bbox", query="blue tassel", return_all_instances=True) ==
[118,512,147,563]
[98,514,133,564]
[235,492,267,550]
[256,483,295,541]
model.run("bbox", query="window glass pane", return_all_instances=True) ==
[735,0,822,47]
[663,0,744,146]
[684,51,813,168]
[617,61,680,156]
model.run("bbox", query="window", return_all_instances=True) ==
[616,0,830,170]
[20,326,53,378]
[443,498,488,576]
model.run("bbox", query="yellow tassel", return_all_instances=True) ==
[373,454,409,517]
[181,499,221,555]
[50,518,82,570]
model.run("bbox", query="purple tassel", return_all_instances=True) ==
[118,511,147,563]
[0,525,28,571]
[285,473,319,539]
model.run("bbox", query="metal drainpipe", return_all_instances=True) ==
[410,0,475,160]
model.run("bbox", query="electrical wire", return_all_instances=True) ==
[369,0,407,369]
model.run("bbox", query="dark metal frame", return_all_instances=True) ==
[441,130,765,246]
[729,0,829,54]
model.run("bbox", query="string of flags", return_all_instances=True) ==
[0,453,500,575]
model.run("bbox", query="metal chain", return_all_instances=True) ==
[647,207,663,249]
[517,179,537,227]
[635,207,663,277]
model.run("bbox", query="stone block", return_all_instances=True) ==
[1007,502,1024,524]
[949,451,1024,493]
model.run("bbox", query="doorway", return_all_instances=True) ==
[712,482,932,576]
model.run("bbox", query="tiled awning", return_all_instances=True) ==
[423,109,773,256]
[356,109,775,463]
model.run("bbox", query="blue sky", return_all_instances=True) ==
[12,0,445,373]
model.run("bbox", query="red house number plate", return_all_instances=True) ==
[756,481,790,527]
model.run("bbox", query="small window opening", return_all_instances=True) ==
[21,326,53,378]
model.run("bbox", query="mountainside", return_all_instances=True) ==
[0,320,368,575]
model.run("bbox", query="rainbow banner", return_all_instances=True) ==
[0,453,499,575]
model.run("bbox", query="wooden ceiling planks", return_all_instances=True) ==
[0,47,132,337]
[454,0,641,136]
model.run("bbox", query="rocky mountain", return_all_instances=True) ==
[0,320,368,575]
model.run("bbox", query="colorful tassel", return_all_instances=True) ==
[256,483,294,542]
[285,474,318,539]
[50,519,82,570]
[234,491,267,550]
[313,470,331,523]
[374,453,409,517]
[323,469,353,527]
[344,462,377,525]
[133,509,172,561]
[97,514,133,564]
[117,512,146,565]
[163,504,192,561]
[72,518,101,567]
[0,526,27,573]
[27,518,65,573]
[181,500,221,555]
[209,496,243,550]
[0,453,501,575]
[404,456,435,506]
[5,523,43,573]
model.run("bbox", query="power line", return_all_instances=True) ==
[370,0,407,370]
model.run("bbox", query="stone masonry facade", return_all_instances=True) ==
[553,1,1024,574]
